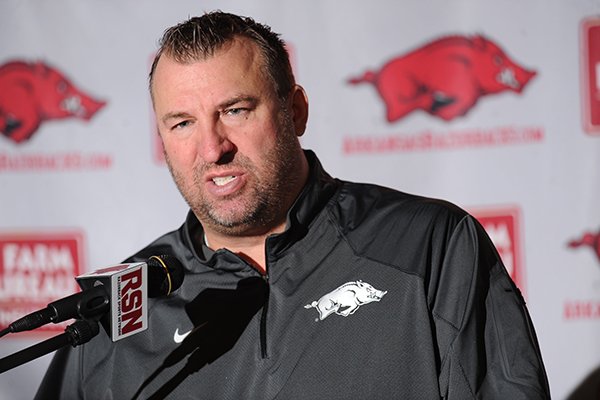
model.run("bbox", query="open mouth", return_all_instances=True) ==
[212,175,237,186]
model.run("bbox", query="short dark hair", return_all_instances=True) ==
[149,11,295,100]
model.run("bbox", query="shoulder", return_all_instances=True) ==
[331,181,468,235]
[327,181,472,273]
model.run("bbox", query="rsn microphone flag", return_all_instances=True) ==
[76,262,148,342]
[2,255,183,340]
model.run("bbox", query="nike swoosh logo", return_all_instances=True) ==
[173,328,192,343]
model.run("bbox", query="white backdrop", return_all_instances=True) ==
[1,1,600,398]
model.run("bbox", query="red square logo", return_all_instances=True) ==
[581,17,600,134]
[0,232,85,334]
[471,207,525,294]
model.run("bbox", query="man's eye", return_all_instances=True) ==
[224,108,247,117]
[172,120,191,130]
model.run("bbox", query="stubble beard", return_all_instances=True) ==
[165,113,305,237]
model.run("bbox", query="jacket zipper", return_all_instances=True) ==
[260,273,269,359]
[260,238,274,359]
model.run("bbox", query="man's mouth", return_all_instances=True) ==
[212,175,237,186]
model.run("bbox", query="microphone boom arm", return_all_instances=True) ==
[0,319,100,374]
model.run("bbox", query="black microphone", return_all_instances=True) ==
[3,255,184,341]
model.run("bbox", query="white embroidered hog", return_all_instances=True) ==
[304,280,387,321]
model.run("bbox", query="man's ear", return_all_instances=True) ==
[289,85,309,137]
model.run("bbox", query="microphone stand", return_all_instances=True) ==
[0,319,99,374]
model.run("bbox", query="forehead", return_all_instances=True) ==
[151,37,272,97]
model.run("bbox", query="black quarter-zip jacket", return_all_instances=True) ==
[36,151,550,400]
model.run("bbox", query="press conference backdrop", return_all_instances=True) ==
[1,0,599,398]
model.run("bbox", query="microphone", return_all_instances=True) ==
[3,255,184,341]
[77,254,185,341]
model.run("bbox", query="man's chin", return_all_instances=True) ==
[207,221,270,238]
[202,209,261,234]
[205,211,284,238]
[194,197,280,236]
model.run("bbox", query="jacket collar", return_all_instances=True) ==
[183,150,341,263]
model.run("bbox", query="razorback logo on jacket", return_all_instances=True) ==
[348,35,536,122]
[0,60,105,144]
[304,280,387,321]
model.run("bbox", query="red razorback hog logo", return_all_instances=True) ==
[348,35,536,122]
[0,60,105,144]
[568,229,600,263]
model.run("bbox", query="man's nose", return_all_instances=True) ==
[197,122,235,164]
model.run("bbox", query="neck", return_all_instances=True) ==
[201,150,310,273]
[204,220,287,274]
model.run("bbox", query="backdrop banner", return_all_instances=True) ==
[1,1,599,399]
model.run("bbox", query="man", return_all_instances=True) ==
[36,11,550,399]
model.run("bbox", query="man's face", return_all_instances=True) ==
[152,38,307,237]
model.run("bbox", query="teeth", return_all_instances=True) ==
[212,176,236,186]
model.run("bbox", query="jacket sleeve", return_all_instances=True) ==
[431,215,550,399]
